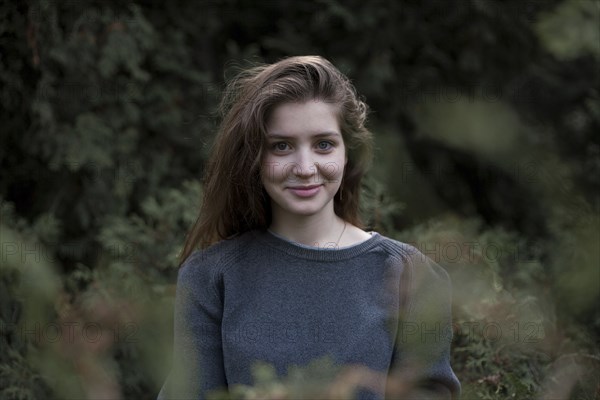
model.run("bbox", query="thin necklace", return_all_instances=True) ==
[336,221,347,246]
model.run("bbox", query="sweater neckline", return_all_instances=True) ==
[255,229,382,261]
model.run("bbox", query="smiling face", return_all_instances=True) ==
[261,100,347,224]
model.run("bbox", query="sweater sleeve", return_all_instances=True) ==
[388,246,461,399]
[157,252,228,399]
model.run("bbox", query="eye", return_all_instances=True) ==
[316,141,334,151]
[271,142,290,152]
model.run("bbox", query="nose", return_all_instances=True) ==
[289,149,317,180]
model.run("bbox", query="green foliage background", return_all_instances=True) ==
[1,0,598,399]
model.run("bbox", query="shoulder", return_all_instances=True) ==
[373,232,421,261]
[374,234,455,329]
[375,232,451,284]
[177,230,260,284]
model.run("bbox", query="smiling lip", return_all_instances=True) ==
[288,184,322,197]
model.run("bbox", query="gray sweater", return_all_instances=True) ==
[158,229,461,399]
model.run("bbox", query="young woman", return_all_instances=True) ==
[158,56,460,399]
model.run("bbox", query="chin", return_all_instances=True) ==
[283,205,324,216]
[273,197,329,217]
[267,188,336,218]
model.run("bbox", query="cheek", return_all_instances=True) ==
[261,160,283,184]
[319,160,345,181]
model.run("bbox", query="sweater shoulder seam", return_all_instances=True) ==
[183,236,247,300]
[375,238,423,317]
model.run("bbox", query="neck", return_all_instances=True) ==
[269,207,346,248]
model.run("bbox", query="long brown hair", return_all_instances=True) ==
[179,55,373,264]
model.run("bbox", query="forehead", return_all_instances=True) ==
[266,100,341,136]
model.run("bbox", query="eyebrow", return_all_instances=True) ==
[266,131,341,139]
